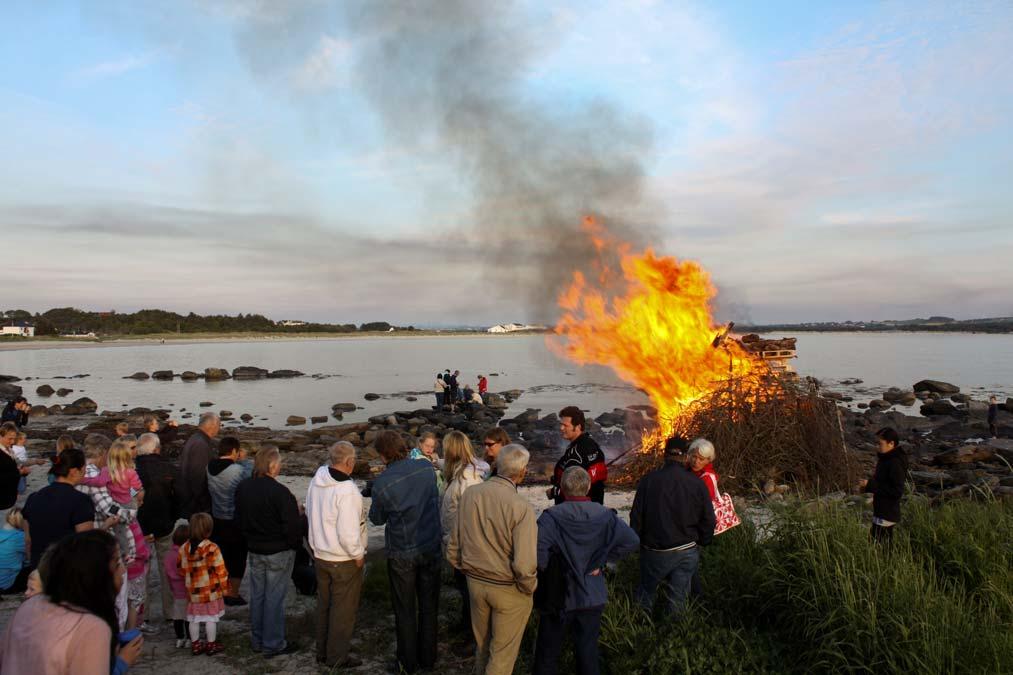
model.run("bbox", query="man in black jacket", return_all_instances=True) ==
[548,406,607,504]
[235,445,302,658]
[629,436,715,616]
[135,432,177,623]
[859,427,908,544]
[177,413,219,518]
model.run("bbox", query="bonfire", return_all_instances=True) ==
[552,217,854,493]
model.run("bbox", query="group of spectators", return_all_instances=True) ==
[435,370,488,409]
[0,390,909,674]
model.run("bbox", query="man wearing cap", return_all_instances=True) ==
[629,435,715,616]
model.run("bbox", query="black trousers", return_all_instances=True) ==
[387,552,441,673]
[532,607,604,675]
[871,523,894,544]
[453,568,471,633]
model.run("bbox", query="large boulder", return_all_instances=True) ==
[180,371,200,381]
[70,397,97,412]
[232,366,268,380]
[882,388,916,405]
[204,368,231,381]
[266,369,304,379]
[36,384,55,397]
[920,400,960,416]
[151,370,174,381]
[29,405,49,417]
[485,393,508,410]
[286,415,307,426]
[0,375,20,383]
[125,372,150,380]
[912,379,960,394]
[364,393,381,401]
[0,382,23,399]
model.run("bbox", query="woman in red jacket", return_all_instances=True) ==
[688,438,718,500]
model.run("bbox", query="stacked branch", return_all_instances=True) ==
[615,376,857,495]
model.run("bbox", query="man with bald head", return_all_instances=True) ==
[305,441,366,669]
[177,412,220,518]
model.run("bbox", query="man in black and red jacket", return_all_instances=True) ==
[547,406,607,504]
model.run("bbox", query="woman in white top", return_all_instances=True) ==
[434,374,447,409]
[439,431,489,637]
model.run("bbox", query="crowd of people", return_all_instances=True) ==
[434,370,488,409]
[0,390,909,674]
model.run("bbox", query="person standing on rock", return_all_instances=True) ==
[206,436,253,606]
[434,373,447,409]
[178,413,220,518]
[548,407,607,505]
[533,466,639,675]
[235,445,302,658]
[988,396,999,438]
[135,433,178,626]
[0,398,30,429]
[858,427,908,544]
[368,430,442,674]
[478,375,488,403]
[143,414,178,450]
[630,437,715,617]
[305,441,366,670]
[447,444,537,675]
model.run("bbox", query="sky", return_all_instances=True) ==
[1,0,1011,326]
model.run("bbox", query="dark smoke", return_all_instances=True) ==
[344,0,660,323]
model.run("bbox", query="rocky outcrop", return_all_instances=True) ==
[180,371,200,381]
[912,379,960,394]
[204,368,231,381]
[882,388,917,406]
[921,400,960,416]
[267,370,304,379]
[233,366,269,380]
[0,383,23,399]
[151,370,174,381]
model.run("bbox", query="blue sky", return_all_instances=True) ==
[2,0,1011,325]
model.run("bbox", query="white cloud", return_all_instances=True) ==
[290,35,351,93]
[72,50,163,84]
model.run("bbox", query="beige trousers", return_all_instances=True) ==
[468,577,533,675]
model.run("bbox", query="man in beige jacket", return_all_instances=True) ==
[447,444,537,675]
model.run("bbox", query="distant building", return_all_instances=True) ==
[487,323,547,334]
[2,321,35,337]
[278,320,307,327]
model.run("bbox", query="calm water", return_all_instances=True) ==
[1,333,1010,427]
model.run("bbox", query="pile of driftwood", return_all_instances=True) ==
[615,376,857,494]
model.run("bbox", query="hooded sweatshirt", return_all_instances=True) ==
[207,457,253,520]
[537,500,639,612]
[305,465,366,562]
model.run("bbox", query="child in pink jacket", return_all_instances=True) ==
[165,524,190,648]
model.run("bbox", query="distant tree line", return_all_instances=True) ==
[741,316,1013,335]
[1,308,414,336]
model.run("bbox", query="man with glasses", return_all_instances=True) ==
[482,427,510,479]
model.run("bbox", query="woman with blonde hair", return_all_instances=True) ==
[440,431,489,641]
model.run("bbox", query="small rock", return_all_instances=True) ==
[266,369,304,379]
[199,401,214,407]
[204,368,231,381]
[950,393,972,404]
[220,410,234,419]
[36,384,55,396]
[180,371,200,381]
[869,399,891,409]
[286,415,307,425]
[151,370,174,380]
[933,445,996,465]
[364,393,381,401]
[406,396,418,402]
[311,416,328,424]
[29,405,49,417]
[56,388,72,396]
[332,403,357,412]
[240,414,253,422]
[232,366,268,380]
[125,372,150,380]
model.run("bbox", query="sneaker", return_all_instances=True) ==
[140,621,160,635]
[223,595,248,607]
[191,639,205,656]
[175,638,187,649]
[263,641,300,659]
[204,641,225,656]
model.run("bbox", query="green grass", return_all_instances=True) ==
[553,497,1013,675]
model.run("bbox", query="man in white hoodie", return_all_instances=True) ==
[305,441,366,669]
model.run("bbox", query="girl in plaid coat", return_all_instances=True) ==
[178,512,229,656]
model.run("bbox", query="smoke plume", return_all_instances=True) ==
[344,0,660,322]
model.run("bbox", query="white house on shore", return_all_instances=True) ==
[2,321,35,337]
[487,323,547,334]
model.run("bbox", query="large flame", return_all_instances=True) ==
[554,217,762,442]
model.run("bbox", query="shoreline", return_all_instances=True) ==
[0,330,550,352]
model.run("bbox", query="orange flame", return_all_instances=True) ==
[554,217,762,443]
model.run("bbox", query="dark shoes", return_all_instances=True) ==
[264,641,300,659]
[204,641,225,656]
[223,595,248,606]
[191,639,205,656]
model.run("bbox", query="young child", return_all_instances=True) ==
[165,524,192,648]
[178,513,228,656]
[860,427,908,544]
[80,438,145,561]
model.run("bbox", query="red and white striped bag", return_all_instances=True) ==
[713,492,741,535]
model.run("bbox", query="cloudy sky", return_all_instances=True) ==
[2,0,1011,325]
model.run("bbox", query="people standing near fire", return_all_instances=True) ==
[547,407,607,504]
[178,413,220,518]
[448,444,536,675]
[688,438,719,500]
[206,436,253,606]
[630,435,715,616]
[533,466,639,675]
[858,427,908,544]
[368,430,442,673]
[305,441,366,670]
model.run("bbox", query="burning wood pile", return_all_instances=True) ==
[553,218,855,494]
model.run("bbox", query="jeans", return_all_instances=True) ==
[315,558,363,666]
[532,607,604,675]
[387,552,441,672]
[635,546,699,616]
[248,550,295,653]
[435,393,445,408]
